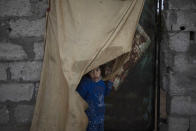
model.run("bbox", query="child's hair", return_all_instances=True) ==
[84,66,105,78]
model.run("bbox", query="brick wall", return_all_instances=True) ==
[2,0,196,131]
[161,0,196,131]
[0,0,47,130]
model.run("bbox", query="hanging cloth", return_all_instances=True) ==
[30,0,145,131]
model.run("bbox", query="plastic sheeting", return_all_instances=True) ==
[30,0,145,131]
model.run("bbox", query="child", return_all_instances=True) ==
[77,66,113,131]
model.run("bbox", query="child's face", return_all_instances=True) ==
[88,67,101,82]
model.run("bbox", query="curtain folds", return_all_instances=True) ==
[30,0,145,131]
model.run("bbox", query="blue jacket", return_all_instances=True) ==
[77,77,113,124]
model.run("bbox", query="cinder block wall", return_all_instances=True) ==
[1,0,195,131]
[0,0,47,130]
[161,0,196,131]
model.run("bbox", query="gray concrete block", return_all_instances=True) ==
[31,1,48,17]
[0,20,9,41]
[169,32,189,52]
[14,105,34,123]
[0,83,34,102]
[160,34,174,68]
[174,53,189,72]
[170,96,191,115]
[191,97,196,115]
[9,61,42,81]
[167,0,196,10]
[0,42,27,61]
[190,116,196,131]
[168,116,189,131]
[9,18,45,38]
[33,42,44,60]
[163,10,177,31]
[0,63,8,81]
[0,0,31,17]
[189,88,196,97]
[0,105,9,124]
[169,73,186,95]
[165,10,196,31]
[169,71,196,96]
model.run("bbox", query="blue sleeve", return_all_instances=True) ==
[76,78,89,100]
[104,81,113,96]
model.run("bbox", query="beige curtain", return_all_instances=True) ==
[30,0,145,131]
